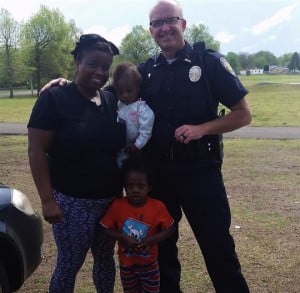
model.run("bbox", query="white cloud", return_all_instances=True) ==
[0,0,77,21]
[241,45,257,53]
[266,35,277,41]
[83,25,132,46]
[251,3,298,35]
[1,0,299,56]
[215,32,235,43]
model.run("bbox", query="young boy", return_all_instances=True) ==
[112,62,155,166]
[100,157,174,293]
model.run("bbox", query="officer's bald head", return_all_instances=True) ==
[149,0,183,20]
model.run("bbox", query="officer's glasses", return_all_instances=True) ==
[150,16,183,29]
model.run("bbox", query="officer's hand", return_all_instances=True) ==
[174,125,204,144]
[39,78,70,95]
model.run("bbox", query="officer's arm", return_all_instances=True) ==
[174,97,251,143]
[39,78,71,95]
[217,97,251,132]
[199,97,251,135]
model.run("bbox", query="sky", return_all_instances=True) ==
[1,0,300,57]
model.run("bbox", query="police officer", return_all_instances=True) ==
[138,1,251,292]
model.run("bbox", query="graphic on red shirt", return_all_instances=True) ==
[122,218,150,257]
[100,197,173,266]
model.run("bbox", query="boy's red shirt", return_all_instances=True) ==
[100,196,174,266]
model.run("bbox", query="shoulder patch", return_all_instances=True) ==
[220,57,236,76]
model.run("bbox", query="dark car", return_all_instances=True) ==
[0,183,43,292]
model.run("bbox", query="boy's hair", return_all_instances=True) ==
[121,154,153,186]
[112,62,142,89]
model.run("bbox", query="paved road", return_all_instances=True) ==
[225,126,300,139]
[0,123,299,139]
[0,90,37,98]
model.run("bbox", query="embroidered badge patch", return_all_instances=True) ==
[220,57,236,76]
[189,65,202,82]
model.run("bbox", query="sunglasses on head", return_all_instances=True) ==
[79,34,119,55]
[79,34,107,43]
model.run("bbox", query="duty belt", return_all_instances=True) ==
[149,135,222,162]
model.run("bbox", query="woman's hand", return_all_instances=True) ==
[41,197,63,224]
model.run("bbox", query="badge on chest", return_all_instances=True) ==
[189,65,202,82]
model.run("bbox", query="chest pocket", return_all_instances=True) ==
[172,64,214,124]
[141,60,215,125]
[140,67,167,119]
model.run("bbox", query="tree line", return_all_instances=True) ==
[0,6,299,98]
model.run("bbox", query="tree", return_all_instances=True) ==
[288,52,300,73]
[184,24,220,51]
[0,8,19,98]
[118,25,158,66]
[65,19,83,79]
[238,53,254,70]
[226,52,242,75]
[20,5,74,93]
[277,53,292,67]
[118,23,219,68]
[263,64,269,73]
[251,51,277,68]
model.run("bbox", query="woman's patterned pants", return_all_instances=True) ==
[49,191,116,293]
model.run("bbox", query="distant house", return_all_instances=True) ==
[239,66,291,75]
[269,66,290,75]
[239,69,263,75]
[250,69,264,75]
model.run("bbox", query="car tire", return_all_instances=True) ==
[0,262,10,293]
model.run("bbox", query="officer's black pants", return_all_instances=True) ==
[150,159,250,293]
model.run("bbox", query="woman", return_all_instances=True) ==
[28,34,125,292]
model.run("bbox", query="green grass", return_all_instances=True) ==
[239,74,300,87]
[0,96,36,123]
[1,137,299,292]
[1,75,299,292]
[1,75,300,126]
[245,82,300,126]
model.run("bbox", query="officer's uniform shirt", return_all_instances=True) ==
[138,42,248,149]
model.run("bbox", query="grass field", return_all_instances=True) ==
[0,136,299,292]
[239,74,300,87]
[0,74,299,292]
[0,74,300,126]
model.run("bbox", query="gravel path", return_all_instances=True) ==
[0,123,299,139]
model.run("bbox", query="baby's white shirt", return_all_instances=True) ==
[117,99,155,149]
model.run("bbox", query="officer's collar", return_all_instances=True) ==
[175,41,193,62]
[151,41,193,65]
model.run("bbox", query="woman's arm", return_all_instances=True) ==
[28,128,62,223]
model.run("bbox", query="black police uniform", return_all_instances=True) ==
[138,42,250,293]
